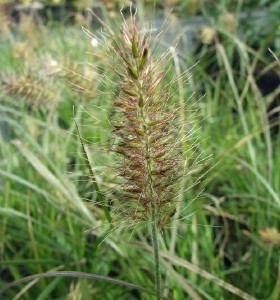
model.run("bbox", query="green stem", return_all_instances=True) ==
[151,205,161,300]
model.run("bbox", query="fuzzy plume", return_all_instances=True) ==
[108,16,180,228]
[3,72,58,111]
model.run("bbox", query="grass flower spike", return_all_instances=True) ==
[111,16,180,230]
[3,72,58,112]
[108,14,180,299]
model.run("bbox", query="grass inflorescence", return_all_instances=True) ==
[91,13,187,299]
[108,16,180,230]
[2,71,58,112]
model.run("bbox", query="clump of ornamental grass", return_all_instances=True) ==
[95,13,183,300]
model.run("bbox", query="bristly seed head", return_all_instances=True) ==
[110,16,180,229]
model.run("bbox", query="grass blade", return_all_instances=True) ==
[74,118,112,224]
[0,271,154,297]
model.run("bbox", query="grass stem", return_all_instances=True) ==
[151,207,161,300]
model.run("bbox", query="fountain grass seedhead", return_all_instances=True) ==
[106,15,181,229]
[2,71,59,111]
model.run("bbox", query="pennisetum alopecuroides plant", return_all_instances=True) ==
[102,13,181,299]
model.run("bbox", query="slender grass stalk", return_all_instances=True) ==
[151,201,161,300]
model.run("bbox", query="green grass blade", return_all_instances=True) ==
[0,271,155,297]
[74,118,112,224]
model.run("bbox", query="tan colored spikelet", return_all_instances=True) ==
[259,228,280,246]
[73,12,88,26]
[3,72,58,111]
[108,17,180,228]
[200,26,216,45]
[220,12,237,33]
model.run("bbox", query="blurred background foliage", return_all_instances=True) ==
[0,0,280,299]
